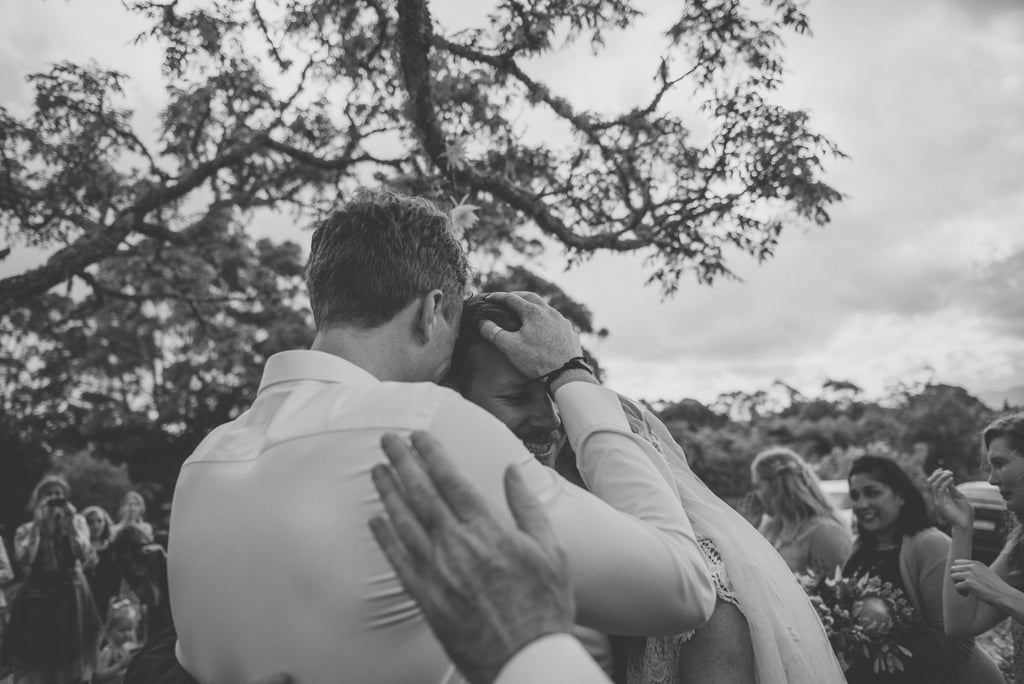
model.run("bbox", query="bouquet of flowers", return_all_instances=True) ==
[799,568,921,673]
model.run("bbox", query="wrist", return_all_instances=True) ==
[540,356,594,395]
[547,367,597,396]
[488,632,570,684]
[993,586,1020,614]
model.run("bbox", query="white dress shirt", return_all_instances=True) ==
[169,350,713,684]
[494,635,612,684]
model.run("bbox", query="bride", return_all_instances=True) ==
[446,292,845,684]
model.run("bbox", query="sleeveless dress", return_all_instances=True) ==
[843,546,934,684]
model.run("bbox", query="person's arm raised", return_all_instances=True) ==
[929,469,1009,636]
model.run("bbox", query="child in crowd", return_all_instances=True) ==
[94,600,140,684]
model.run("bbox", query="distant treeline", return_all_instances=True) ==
[650,380,1013,501]
[1,377,1014,541]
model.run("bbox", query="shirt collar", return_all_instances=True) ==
[257,350,380,394]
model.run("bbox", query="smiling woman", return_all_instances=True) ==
[840,457,1002,684]
[446,295,565,466]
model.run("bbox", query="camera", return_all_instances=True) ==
[45,496,70,509]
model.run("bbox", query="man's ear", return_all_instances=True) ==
[415,289,446,343]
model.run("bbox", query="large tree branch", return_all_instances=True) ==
[395,0,647,253]
[395,0,448,169]
[0,133,269,317]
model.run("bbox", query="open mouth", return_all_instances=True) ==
[521,431,561,463]
[856,512,879,524]
[523,440,556,460]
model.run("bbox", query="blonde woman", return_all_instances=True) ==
[110,492,153,540]
[746,447,853,576]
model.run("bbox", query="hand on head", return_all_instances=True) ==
[369,430,574,684]
[477,292,583,380]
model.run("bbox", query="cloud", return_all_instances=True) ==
[3,0,1022,405]
[959,246,1024,337]
[529,0,1024,401]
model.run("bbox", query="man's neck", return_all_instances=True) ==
[310,325,414,382]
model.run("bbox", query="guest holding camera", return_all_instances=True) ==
[2,475,102,684]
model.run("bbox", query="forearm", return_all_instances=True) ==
[942,525,1004,635]
[553,383,714,634]
[430,394,713,636]
[943,525,979,632]
[547,368,599,395]
[992,588,1024,626]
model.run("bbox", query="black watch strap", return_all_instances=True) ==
[543,356,595,397]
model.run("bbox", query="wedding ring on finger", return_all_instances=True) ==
[489,327,502,344]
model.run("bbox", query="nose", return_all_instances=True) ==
[529,397,560,433]
[989,470,1000,487]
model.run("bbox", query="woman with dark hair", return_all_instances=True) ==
[3,474,102,684]
[446,293,845,684]
[842,456,1001,683]
[929,411,1024,683]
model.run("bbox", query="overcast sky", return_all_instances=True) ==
[3,0,1023,406]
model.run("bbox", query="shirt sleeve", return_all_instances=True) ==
[493,634,612,684]
[429,386,715,637]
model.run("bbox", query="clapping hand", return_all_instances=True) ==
[370,431,574,684]
[950,559,1012,604]
[477,292,583,380]
[927,469,974,530]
